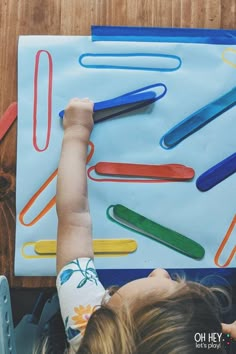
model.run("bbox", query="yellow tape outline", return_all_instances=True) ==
[222,48,236,68]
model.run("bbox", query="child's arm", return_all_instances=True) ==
[56,98,94,273]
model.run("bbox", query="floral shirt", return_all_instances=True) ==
[56,258,106,351]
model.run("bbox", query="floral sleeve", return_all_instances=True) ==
[56,258,106,350]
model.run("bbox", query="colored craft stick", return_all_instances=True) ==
[0,102,17,141]
[214,214,236,268]
[94,162,194,180]
[33,50,53,152]
[79,53,182,72]
[21,242,55,259]
[87,142,194,184]
[94,91,156,111]
[196,152,236,191]
[59,91,156,119]
[21,239,137,259]
[160,86,236,149]
[35,239,137,254]
[107,204,205,260]
[59,83,167,122]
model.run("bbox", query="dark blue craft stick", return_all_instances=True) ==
[161,86,236,148]
[59,91,156,119]
[196,152,236,192]
[94,91,155,111]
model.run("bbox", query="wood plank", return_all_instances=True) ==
[0,0,235,288]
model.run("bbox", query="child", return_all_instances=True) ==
[55,98,236,354]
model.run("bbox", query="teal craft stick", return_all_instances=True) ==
[108,204,205,260]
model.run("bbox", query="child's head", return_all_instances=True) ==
[77,269,229,354]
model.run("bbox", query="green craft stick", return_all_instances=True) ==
[113,204,205,260]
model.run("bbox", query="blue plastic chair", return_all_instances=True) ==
[0,276,60,354]
[0,276,16,353]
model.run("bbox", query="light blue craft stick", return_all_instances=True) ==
[160,86,236,149]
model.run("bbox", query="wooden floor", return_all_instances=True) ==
[0,0,236,288]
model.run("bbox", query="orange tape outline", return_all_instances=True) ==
[19,142,94,227]
[19,169,57,226]
[214,214,236,268]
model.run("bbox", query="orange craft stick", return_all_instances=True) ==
[0,102,17,141]
[214,215,236,268]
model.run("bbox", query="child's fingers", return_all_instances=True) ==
[69,97,91,103]
[81,98,94,106]
[222,321,236,339]
[67,97,93,106]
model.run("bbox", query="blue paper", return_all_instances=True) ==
[15,31,236,276]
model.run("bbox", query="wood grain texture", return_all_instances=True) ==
[0,0,235,288]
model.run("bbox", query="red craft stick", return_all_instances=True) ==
[95,162,195,180]
[0,102,17,141]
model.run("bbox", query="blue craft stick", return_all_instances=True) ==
[94,91,156,111]
[59,91,156,119]
[161,86,236,149]
[196,152,236,192]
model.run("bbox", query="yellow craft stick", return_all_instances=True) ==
[36,239,137,254]
[22,239,137,259]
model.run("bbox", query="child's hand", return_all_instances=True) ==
[63,98,94,134]
[222,321,236,340]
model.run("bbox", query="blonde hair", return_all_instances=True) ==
[77,281,230,354]
[36,280,230,354]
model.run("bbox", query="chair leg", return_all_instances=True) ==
[0,276,17,354]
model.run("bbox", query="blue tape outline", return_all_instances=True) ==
[91,26,236,44]
[79,53,182,72]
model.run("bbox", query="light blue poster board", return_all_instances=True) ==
[15,27,236,276]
